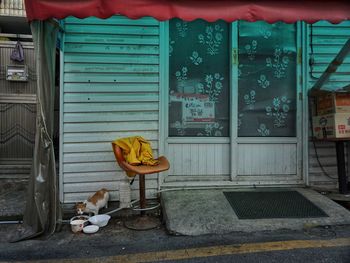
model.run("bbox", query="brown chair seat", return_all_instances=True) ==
[112,143,170,175]
[119,156,170,175]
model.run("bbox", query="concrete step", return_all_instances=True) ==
[0,165,31,176]
[0,174,29,179]
[0,164,31,170]
[0,165,31,179]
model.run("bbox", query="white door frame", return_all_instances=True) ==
[230,22,304,185]
[159,21,307,188]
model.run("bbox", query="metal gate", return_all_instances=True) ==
[0,37,36,179]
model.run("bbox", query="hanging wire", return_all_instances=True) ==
[308,96,337,180]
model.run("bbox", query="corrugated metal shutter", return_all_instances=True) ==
[61,16,160,203]
[0,41,36,179]
[307,21,350,187]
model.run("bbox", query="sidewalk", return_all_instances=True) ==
[1,183,350,233]
[0,186,350,262]
[161,188,350,235]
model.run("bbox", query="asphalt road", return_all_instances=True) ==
[0,219,349,262]
[157,247,350,263]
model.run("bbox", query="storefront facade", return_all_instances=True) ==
[59,16,349,203]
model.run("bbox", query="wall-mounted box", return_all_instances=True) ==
[6,65,28,82]
[312,113,350,139]
[316,91,350,115]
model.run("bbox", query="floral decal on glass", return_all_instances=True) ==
[198,73,224,102]
[174,121,186,136]
[244,90,256,110]
[245,40,258,61]
[257,74,270,89]
[265,96,291,128]
[176,21,188,37]
[175,67,188,92]
[266,47,291,79]
[169,38,175,56]
[175,67,188,81]
[198,24,224,55]
[238,113,244,130]
[190,51,203,65]
[238,64,243,80]
[260,28,272,39]
[257,123,270,136]
[204,122,224,136]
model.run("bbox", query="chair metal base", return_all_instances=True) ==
[131,199,160,212]
[124,215,160,230]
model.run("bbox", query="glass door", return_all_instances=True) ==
[231,21,302,182]
[163,19,303,183]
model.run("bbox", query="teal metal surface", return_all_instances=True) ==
[61,16,161,203]
[308,21,350,91]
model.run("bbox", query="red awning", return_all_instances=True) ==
[24,0,350,23]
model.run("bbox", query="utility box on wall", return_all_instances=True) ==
[313,113,350,139]
[311,90,350,140]
[6,65,28,82]
[316,91,350,115]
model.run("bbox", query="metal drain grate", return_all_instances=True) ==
[224,190,328,219]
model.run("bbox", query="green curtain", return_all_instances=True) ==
[12,20,59,241]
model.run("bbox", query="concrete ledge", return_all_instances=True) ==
[161,188,350,236]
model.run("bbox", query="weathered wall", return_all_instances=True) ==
[307,21,350,188]
[61,16,160,202]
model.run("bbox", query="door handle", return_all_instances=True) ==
[232,48,238,65]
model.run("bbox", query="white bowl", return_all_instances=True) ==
[70,219,86,233]
[70,215,90,223]
[88,214,111,227]
[83,225,99,234]
[70,215,89,233]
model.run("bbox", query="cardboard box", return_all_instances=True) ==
[312,113,350,139]
[316,92,350,115]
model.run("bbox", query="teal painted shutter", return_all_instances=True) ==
[308,21,350,187]
[61,16,160,203]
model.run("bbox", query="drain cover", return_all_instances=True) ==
[224,190,328,219]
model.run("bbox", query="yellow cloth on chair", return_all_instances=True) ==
[113,136,159,167]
